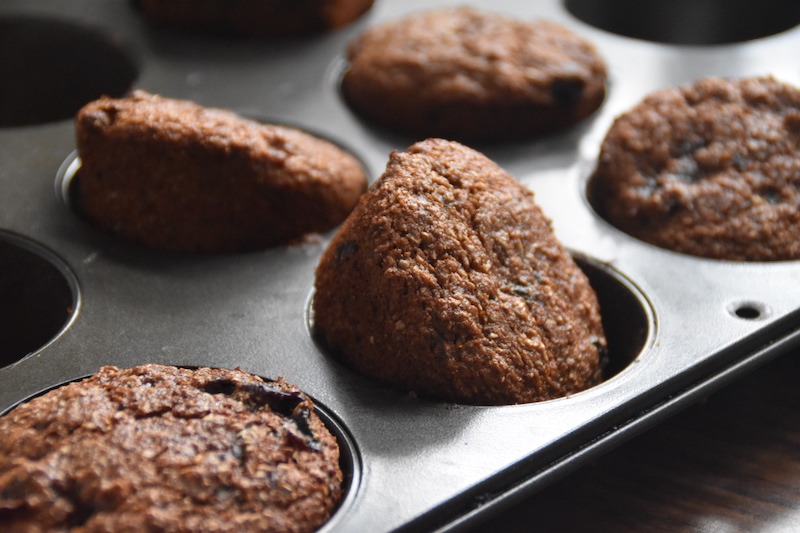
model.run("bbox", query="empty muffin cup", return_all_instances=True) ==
[565,0,800,45]
[0,15,138,127]
[0,231,78,368]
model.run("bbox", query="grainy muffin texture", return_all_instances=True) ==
[313,139,606,405]
[76,91,367,253]
[0,364,343,532]
[135,0,375,37]
[590,76,800,261]
[341,7,607,142]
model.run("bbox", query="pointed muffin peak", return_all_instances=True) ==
[313,139,605,405]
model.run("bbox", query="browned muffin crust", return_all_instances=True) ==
[135,0,375,37]
[0,364,342,532]
[76,90,367,253]
[589,76,800,261]
[341,7,607,142]
[313,139,606,405]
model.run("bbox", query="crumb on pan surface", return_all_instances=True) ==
[75,90,367,253]
[313,138,606,405]
[590,76,800,261]
[0,364,342,533]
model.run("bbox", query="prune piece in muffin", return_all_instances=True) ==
[313,138,606,405]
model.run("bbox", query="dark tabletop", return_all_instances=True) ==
[474,349,800,532]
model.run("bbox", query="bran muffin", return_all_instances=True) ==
[341,7,607,143]
[134,0,375,37]
[313,139,606,405]
[75,91,367,253]
[589,76,800,261]
[0,364,343,532]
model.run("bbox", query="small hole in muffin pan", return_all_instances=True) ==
[565,0,800,44]
[0,231,79,368]
[728,301,770,321]
[0,368,361,531]
[0,15,138,127]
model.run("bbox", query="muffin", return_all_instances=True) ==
[313,138,606,405]
[75,90,367,253]
[341,7,607,143]
[134,0,375,37]
[0,364,343,532]
[589,76,800,261]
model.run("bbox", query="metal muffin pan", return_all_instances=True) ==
[1,1,799,531]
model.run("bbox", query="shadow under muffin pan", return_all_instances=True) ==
[1,0,800,531]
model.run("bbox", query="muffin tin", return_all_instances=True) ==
[1,1,799,531]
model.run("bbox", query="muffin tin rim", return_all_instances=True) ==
[0,228,83,370]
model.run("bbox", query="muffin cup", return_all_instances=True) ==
[0,231,78,369]
[0,14,138,127]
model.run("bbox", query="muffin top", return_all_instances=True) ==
[75,91,367,252]
[313,139,606,405]
[77,90,366,193]
[0,364,342,532]
[341,7,607,141]
[345,7,605,106]
[590,76,800,260]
